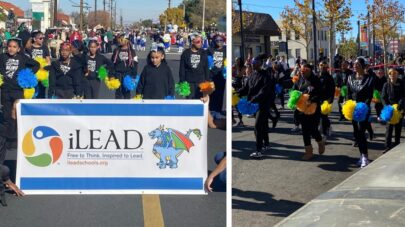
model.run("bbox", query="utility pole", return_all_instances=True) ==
[164,0,170,32]
[367,11,371,57]
[202,0,206,31]
[372,5,376,60]
[114,0,117,29]
[53,0,58,27]
[312,0,317,71]
[103,0,105,11]
[80,0,83,31]
[169,0,171,8]
[357,20,361,56]
[286,28,289,61]
[110,0,113,30]
[120,9,123,28]
[95,0,97,25]
[238,0,245,61]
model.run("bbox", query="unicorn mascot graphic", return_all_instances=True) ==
[148,125,202,169]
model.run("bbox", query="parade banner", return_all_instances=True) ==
[16,100,208,195]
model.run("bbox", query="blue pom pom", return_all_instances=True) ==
[208,55,214,70]
[380,105,394,122]
[275,84,283,95]
[17,68,38,88]
[353,102,369,122]
[164,95,175,100]
[222,67,226,79]
[134,74,140,88]
[237,97,259,115]
[123,75,135,91]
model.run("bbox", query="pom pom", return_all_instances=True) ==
[287,90,302,110]
[296,94,309,113]
[41,79,49,88]
[321,101,333,115]
[104,77,121,90]
[23,88,35,99]
[134,94,143,100]
[292,75,299,83]
[222,67,226,79]
[334,87,340,98]
[34,57,49,69]
[340,85,347,97]
[342,99,356,121]
[353,102,369,122]
[304,103,317,115]
[380,105,394,122]
[390,104,403,125]
[17,68,38,88]
[237,97,259,115]
[98,65,108,81]
[223,58,227,67]
[199,81,215,94]
[123,75,136,91]
[208,55,214,70]
[372,90,381,103]
[164,95,175,100]
[0,74,3,87]
[275,84,283,95]
[232,93,240,106]
[175,81,191,97]
[36,69,48,81]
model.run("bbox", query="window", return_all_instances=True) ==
[295,31,300,40]
[288,49,292,58]
[325,48,328,57]
[256,46,262,54]
[279,34,282,40]
[295,49,301,58]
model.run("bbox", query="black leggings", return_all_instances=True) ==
[269,102,280,122]
[320,114,331,135]
[254,107,269,151]
[293,109,300,126]
[385,118,403,149]
[299,110,322,146]
[1,89,23,140]
[352,120,369,155]
[187,82,203,99]
[209,72,226,112]
[375,102,383,118]
[84,79,101,99]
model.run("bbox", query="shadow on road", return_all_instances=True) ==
[232,188,304,217]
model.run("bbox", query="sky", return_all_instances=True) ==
[237,0,405,39]
[16,0,185,24]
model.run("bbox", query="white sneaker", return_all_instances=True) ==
[356,157,362,167]
[250,151,263,158]
[360,155,369,168]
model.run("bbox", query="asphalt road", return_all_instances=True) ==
[232,100,405,226]
[0,48,226,227]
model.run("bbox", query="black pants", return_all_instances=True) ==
[1,89,23,140]
[293,109,300,126]
[299,110,322,146]
[385,118,403,149]
[338,96,345,118]
[352,120,369,155]
[254,107,269,151]
[320,114,331,135]
[84,79,101,99]
[209,72,226,112]
[36,83,46,99]
[187,82,203,99]
[115,75,131,99]
[269,102,280,122]
[0,136,7,165]
[55,89,75,99]
[375,102,383,118]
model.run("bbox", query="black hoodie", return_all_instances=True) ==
[292,71,322,104]
[85,53,114,80]
[381,78,405,109]
[137,62,175,99]
[48,58,83,96]
[319,71,336,103]
[111,47,138,77]
[0,52,40,90]
[237,69,274,108]
[179,48,210,83]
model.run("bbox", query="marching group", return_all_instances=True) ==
[232,53,405,169]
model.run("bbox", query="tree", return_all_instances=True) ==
[183,0,225,29]
[320,0,352,71]
[159,7,184,27]
[338,38,358,58]
[87,11,111,29]
[231,3,254,35]
[141,19,153,28]
[366,0,405,70]
[280,0,314,61]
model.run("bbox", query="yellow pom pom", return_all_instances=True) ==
[342,99,356,121]
[105,78,121,90]
[232,93,240,106]
[223,58,227,67]
[321,101,333,115]
[133,94,143,100]
[0,74,3,87]
[34,57,49,69]
[36,69,49,81]
[24,88,36,99]
[389,104,403,125]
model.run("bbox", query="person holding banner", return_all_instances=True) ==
[208,35,226,114]
[48,42,84,99]
[111,34,138,99]
[381,68,404,152]
[137,46,175,99]
[84,40,114,99]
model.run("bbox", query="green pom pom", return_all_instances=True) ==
[41,79,49,88]
[340,85,348,97]
[287,90,302,110]
[98,66,108,81]
[373,89,381,100]
[175,82,191,97]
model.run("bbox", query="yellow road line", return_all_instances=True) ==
[142,195,165,227]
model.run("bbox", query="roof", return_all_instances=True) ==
[57,13,70,25]
[242,11,281,36]
[0,1,24,18]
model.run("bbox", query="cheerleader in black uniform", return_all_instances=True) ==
[381,68,404,152]
[336,61,352,121]
[318,61,335,140]
[347,57,375,168]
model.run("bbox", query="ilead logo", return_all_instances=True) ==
[22,126,63,167]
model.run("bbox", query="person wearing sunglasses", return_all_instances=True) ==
[31,30,51,98]
[208,35,226,115]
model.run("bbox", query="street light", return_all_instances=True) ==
[202,0,206,32]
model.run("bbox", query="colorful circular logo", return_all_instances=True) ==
[22,126,63,167]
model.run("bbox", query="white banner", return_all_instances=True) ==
[16,100,208,194]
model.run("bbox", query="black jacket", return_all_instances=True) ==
[237,69,274,108]
[111,47,138,77]
[347,73,375,104]
[49,58,83,96]
[381,78,405,109]
[0,52,40,90]
[374,75,387,92]
[137,63,175,99]
[85,53,114,80]
[319,71,335,103]
[292,72,322,104]
[179,48,210,83]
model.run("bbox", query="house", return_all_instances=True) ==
[0,1,26,29]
